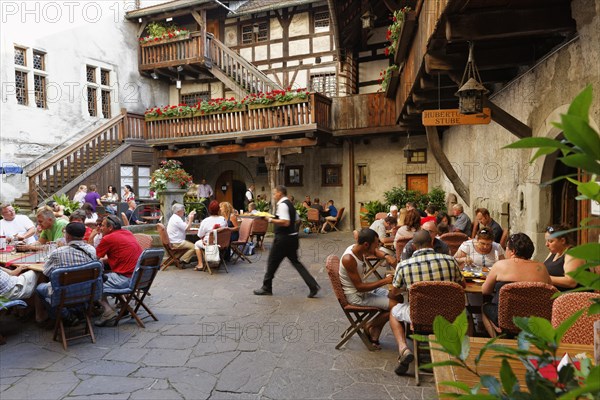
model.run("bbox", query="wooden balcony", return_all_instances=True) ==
[145,93,332,150]
[139,31,205,73]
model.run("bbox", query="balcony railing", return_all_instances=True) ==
[144,93,332,145]
[139,32,204,70]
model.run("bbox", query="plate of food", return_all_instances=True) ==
[462,271,485,279]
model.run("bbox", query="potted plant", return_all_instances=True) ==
[140,22,190,45]
[149,160,193,194]
[243,88,310,109]
[360,200,388,226]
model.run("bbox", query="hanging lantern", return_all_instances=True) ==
[455,42,488,114]
[403,132,412,159]
[361,10,376,29]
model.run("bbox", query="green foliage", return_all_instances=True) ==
[415,310,598,399]
[504,85,600,302]
[360,200,388,225]
[51,194,80,216]
[183,198,206,219]
[294,202,308,224]
[382,186,447,212]
[255,198,270,212]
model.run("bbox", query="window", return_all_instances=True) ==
[408,149,427,164]
[33,51,45,70]
[101,90,111,118]
[181,91,210,105]
[285,166,303,187]
[34,75,46,108]
[310,73,337,97]
[14,47,26,66]
[86,66,96,83]
[15,70,27,105]
[314,11,330,31]
[121,165,152,198]
[357,164,368,186]
[86,65,114,118]
[241,22,268,45]
[100,69,110,86]
[14,46,47,108]
[322,165,342,186]
[87,87,97,116]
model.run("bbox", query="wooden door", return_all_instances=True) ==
[215,171,233,205]
[407,174,428,194]
[206,20,220,41]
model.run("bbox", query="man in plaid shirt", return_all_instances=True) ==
[389,229,465,375]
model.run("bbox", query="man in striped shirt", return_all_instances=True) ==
[389,229,465,375]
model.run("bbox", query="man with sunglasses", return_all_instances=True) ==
[94,215,142,327]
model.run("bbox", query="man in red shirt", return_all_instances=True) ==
[95,215,143,327]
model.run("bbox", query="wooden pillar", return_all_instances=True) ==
[264,148,283,198]
[425,126,470,206]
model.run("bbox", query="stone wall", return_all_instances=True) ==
[437,0,599,255]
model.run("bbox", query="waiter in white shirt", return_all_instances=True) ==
[197,178,213,218]
[244,184,255,210]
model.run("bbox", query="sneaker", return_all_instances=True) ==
[308,284,321,298]
[94,311,117,327]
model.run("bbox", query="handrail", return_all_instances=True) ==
[206,33,282,94]
[28,110,144,208]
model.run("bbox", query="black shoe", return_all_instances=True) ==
[394,348,415,376]
[253,288,273,296]
[308,284,321,298]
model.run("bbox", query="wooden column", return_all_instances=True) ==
[264,148,283,196]
[425,126,470,206]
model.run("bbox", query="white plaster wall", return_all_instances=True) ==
[270,17,283,40]
[436,0,600,255]
[360,59,389,85]
[289,39,310,56]
[0,1,168,202]
[270,43,283,59]
[312,36,331,52]
[254,45,268,61]
[289,13,309,37]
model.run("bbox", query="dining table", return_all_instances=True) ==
[0,247,46,272]
[429,335,594,397]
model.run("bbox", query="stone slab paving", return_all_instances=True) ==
[0,232,436,400]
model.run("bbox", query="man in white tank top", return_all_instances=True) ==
[339,228,400,348]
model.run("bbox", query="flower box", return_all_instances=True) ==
[384,70,400,99]
[140,32,191,47]
[246,97,309,110]
[145,113,194,122]
[193,107,245,117]
[393,11,417,65]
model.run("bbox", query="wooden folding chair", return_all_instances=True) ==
[323,207,344,232]
[307,208,322,233]
[203,228,232,275]
[133,233,153,250]
[395,237,411,261]
[230,218,253,264]
[105,249,164,328]
[120,212,130,226]
[250,217,268,249]
[49,261,103,350]
[409,281,466,385]
[325,255,382,351]
[157,223,187,271]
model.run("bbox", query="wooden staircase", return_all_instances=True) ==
[206,33,283,97]
[14,111,145,210]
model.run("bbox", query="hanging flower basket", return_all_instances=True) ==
[150,160,193,193]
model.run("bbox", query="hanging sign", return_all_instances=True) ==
[422,108,491,126]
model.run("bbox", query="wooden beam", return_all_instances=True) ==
[158,138,318,157]
[425,126,470,206]
[446,6,574,42]
[483,97,532,139]
[137,21,148,38]
[332,125,416,137]
[425,45,535,74]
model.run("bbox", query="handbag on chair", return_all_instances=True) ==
[205,230,220,263]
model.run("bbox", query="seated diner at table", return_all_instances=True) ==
[100,185,119,214]
[167,203,197,268]
[400,220,449,260]
[543,224,585,291]
[0,265,37,301]
[68,210,93,242]
[394,209,420,246]
[17,207,68,252]
[0,203,36,245]
[454,226,505,269]
[370,216,397,256]
[481,233,551,337]
[125,200,145,225]
[193,201,228,271]
[339,228,399,348]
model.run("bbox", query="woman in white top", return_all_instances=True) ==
[454,226,505,269]
[193,200,228,271]
[73,185,87,207]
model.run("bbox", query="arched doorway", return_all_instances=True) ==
[215,171,247,212]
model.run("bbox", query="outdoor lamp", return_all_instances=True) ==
[361,10,376,29]
[455,42,488,114]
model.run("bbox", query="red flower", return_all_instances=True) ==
[384,48,389,56]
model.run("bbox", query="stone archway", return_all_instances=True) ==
[211,160,255,212]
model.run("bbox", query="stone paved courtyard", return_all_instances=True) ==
[0,231,436,400]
